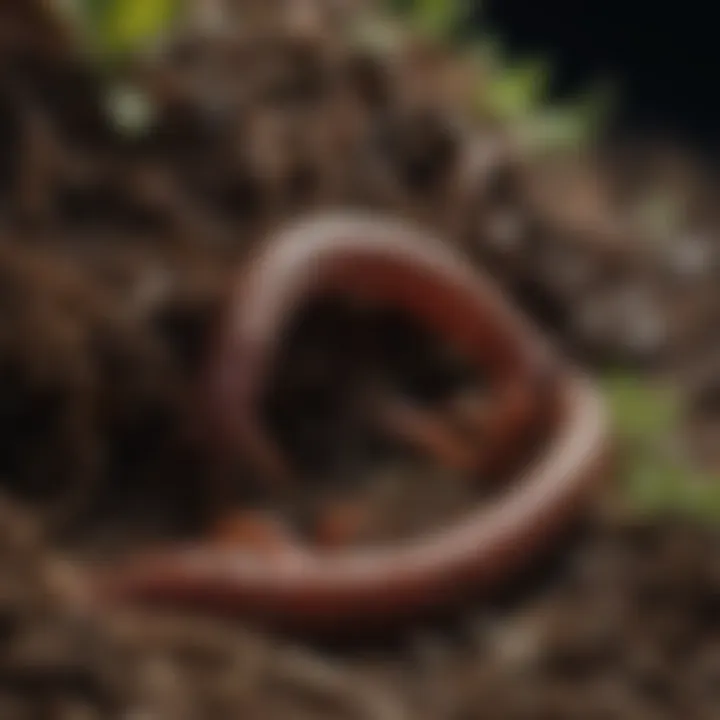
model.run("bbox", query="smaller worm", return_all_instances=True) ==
[91,213,610,633]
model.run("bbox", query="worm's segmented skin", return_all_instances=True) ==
[94,213,610,633]
[207,213,560,485]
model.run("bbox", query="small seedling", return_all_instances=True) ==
[603,374,720,521]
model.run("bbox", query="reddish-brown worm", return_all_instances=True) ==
[91,213,610,632]
[204,213,560,487]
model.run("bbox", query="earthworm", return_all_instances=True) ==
[92,213,610,632]
[204,213,560,487]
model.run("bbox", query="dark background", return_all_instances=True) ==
[483,0,720,155]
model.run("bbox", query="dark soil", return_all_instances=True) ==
[0,1,719,718]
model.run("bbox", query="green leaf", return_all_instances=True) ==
[605,373,720,521]
[71,0,182,55]
[627,455,683,508]
[387,0,466,41]
[484,59,550,121]
[628,464,720,521]
[413,0,463,39]
[514,85,613,153]
[602,375,679,440]
[115,0,180,49]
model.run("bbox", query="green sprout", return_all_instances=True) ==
[387,0,613,153]
[58,0,184,58]
[52,0,185,135]
[482,57,551,121]
[476,43,614,153]
[603,374,720,521]
[385,0,470,42]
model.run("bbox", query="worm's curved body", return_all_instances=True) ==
[206,214,560,484]
[94,214,610,632]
